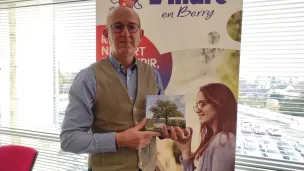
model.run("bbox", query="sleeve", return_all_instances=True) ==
[211,136,236,171]
[179,156,196,171]
[59,67,117,154]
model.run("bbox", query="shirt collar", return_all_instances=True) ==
[108,53,137,71]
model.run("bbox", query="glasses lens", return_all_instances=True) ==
[112,23,123,32]
[111,23,139,33]
[193,105,199,112]
[198,100,207,107]
[127,24,138,33]
[193,100,207,112]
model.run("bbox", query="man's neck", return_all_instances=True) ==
[112,53,135,69]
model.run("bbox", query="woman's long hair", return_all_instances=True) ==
[190,83,237,161]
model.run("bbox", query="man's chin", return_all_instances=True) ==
[118,50,136,56]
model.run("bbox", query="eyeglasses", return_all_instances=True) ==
[107,22,140,33]
[193,100,208,112]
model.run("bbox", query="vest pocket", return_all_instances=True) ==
[91,148,127,166]
[102,148,126,165]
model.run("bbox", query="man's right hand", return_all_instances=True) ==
[115,118,161,150]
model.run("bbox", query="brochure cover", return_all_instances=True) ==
[96,1,243,171]
[145,95,186,133]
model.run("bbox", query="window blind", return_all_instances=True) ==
[236,0,304,170]
[0,0,95,170]
[0,10,9,131]
[0,0,303,171]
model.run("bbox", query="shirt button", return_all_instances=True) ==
[133,107,137,112]
[139,162,142,167]
[135,121,138,125]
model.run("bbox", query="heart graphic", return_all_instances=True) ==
[119,0,136,8]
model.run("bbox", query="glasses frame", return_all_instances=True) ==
[193,100,208,112]
[107,22,141,33]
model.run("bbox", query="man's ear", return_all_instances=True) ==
[102,28,109,43]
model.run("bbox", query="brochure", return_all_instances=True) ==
[145,95,186,133]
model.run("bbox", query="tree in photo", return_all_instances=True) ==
[149,100,183,125]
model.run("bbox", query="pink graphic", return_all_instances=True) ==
[110,0,143,10]
[120,0,135,7]
[96,25,172,90]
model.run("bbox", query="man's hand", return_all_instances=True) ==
[115,118,161,150]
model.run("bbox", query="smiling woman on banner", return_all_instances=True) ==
[164,83,237,171]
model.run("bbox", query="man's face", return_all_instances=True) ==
[103,8,143,57]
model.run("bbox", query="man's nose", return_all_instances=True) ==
[121,26,130,37]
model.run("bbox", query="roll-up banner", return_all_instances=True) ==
[96,0,243,170]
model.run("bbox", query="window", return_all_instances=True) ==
[0,0,303,171]
[0,10,9,131]
[236,0,304,170]
[0,0,95,170]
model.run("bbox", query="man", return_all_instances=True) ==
[60,6,168,171]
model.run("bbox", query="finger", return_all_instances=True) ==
[187,127,193,135]
[161,124,169,138]
[134,118,146,130]
[175,127,186,139]
[170,126,177,140]
[143,133,152,139]
[184,127,193,138]
[183,128,190,138]
[143,131,161,137]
